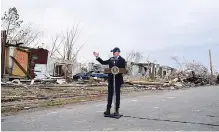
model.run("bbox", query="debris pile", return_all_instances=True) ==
[1,63,218,115]
[1,58,218,91]
[2,69,218,90]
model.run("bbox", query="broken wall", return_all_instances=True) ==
[47,57,82,77]
[29,48,49,79]
[126,61,175,80]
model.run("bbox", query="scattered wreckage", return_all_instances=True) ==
[2,70,218,90]
[73,71,108,81]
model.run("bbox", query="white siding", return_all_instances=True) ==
[34,64,47,79]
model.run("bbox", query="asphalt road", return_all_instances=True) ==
[2,86,219,131]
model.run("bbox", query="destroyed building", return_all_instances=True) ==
[46,57,82,78]
[1,30,49,80]
[126,61,175,79]
[88,62,108,73]
[1,30,83,81]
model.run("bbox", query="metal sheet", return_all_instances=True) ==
[34,64,47,79]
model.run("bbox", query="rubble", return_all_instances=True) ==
[1,79,28,88]
[125,80,165,86]
[11,79,21,85]
[1,59,218,93]
[174,82,183,87]
[1,69,218,116]
[56,79,67,84]
[170,86,175,90]
[30,79,35,85]
[2,71,217,90]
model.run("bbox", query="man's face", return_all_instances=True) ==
[113,52,120,57]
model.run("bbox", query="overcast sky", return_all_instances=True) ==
[1,0,219,71]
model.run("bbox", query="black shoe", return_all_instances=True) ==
[114,108,119,115]
[113,108,122,119]
[104,108,111,116]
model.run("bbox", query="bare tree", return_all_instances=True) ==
[171,56,208,76]
[1,7,23,42]
[126,50,143,63]
[183,61,208,76]
[50,23,85,61]
[170,56,214,82]
[125,51,143,75]
[145,56,157,80]
[172,56,183,70]
[11,23,43,47]
[1,7,42,46]
[50,23,86,81]
[63,24,80,60]
[50,34,65,58]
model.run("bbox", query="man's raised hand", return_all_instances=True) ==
[93,51,99,57]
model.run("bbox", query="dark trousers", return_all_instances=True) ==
[107,79,121,109]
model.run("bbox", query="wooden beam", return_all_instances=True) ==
[6,44,32,50]
[10,56,30,78]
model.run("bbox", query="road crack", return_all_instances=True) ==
[123,115,219,127]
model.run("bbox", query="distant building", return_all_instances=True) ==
[88,62,108,73]
[126,61,175,79]
[47,57,82,77]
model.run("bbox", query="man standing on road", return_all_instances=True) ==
[93,47,126,116]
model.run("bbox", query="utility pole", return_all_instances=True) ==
[209,49,213,75]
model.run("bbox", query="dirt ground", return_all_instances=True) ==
[1,86,146,116]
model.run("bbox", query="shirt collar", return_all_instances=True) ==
[114,56,120,59]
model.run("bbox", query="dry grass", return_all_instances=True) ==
[1,86,108,115]
[1,85,152,116]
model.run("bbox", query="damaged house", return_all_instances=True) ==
[126,61,175,79]
[1,30,82,81]
[46,57,82,79]
[1,30,49,80]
